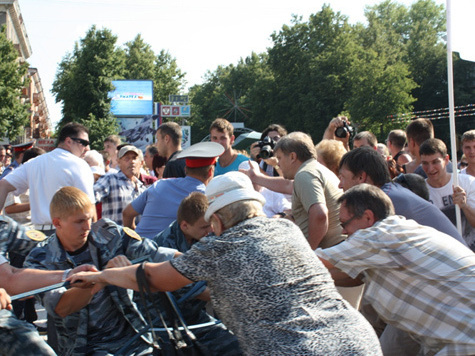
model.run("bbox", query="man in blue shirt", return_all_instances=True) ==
[210,118,248,176]
[123,142,224,238]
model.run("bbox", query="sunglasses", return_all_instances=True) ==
[70,137,90,147]
[460,162,468,167]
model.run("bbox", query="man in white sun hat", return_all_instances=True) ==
[71,171,382,356]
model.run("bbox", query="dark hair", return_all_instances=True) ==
[353,131,377,148]
[260,124,287,140]
[393,173,430,201]
[146,145,159,156]
[419,138,447,157]
[338,184,394,221]
[406,118,434,146]
[157,122,182,146]
[209,118,234,137]
[177,192,209,224]
[57,123,89,144]
[152,154,167,175]
[22,147,46,164]
[387,130,407,149]
[339,147,391,187]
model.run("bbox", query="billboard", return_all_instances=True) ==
[118,116,158,151]
[109,80,153,116]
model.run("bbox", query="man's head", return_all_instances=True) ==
[405,118,434,156]
[103,135,121,159]
[386,129,407,153]
[144,145,158,171]
[338,184,394,236]
[50,186,95,252]
[461,130,475,167]
[260,124,287,141]
[338,147,391,191]
[273,132,316,180]
[353,131,377,149]
[420,138,449,184]
[57,122,90,158]
[205,172,265,234]
[177,192,212,242]
[118,145,143,179]
[156,122,182,158]
[209,118,235,153]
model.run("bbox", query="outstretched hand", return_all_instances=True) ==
[68,271,105,295]
[0,288,12,310]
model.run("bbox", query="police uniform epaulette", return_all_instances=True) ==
[123,227,142,241]
[25,230,47,242]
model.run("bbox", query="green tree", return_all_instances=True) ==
[0,27,30,139]
[123,34,155,80]
[52,26,124,140]
[153,50,186,104]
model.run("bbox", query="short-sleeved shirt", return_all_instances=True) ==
[5,148,95,225]
[132,176,206,238]
[163,151,186,178]
[381,182,465,245]
[214,154,249,176]
[426,173,475,250]
[316,215,475,356]
[94,170,145,225]
[171,217,382,356]
[292,159,344,248]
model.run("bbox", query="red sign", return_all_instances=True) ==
[36,139,56,152]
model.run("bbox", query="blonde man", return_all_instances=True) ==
[25,186,177,355]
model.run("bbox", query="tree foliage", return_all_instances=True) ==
[52,28,186,146]
[0,27,30,139]
[190,0,474,143]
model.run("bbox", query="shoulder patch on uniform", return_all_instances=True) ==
[26,230,47,242]
[123,227,142,241]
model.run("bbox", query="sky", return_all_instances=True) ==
[17,0,474,128]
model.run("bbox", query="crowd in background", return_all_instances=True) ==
[0,116,474,356]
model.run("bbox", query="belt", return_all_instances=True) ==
[33,224,55,231]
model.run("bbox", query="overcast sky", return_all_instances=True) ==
[18,0,473,127]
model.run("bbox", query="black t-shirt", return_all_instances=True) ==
[163,150,186,178]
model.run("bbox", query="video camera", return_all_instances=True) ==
[256,136,276,160]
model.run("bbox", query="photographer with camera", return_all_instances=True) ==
[250,124,287,177]
[323,116,354,151]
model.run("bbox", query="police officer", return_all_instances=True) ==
[25,187,178,355]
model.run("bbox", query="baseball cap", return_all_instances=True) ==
[118,145,143,159]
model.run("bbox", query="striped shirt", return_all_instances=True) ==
[316,215,475,356]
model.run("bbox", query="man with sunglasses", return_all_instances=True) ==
[0,122,95,236]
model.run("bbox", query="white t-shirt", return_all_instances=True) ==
[260,187,292,218]
[5,148,95,225]
[0,254,7,265]
[426,174,475,249]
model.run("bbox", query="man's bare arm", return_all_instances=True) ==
[318,257,363,287]
[240,160,293,194]
[307,203,328,250]
[0,180,16,213]
[122,203,139,229]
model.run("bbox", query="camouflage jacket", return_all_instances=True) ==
[24,218,177,356]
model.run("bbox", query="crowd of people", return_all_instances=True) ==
[0,116,473,355]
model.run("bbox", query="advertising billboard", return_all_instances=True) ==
[109,80,153,116]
